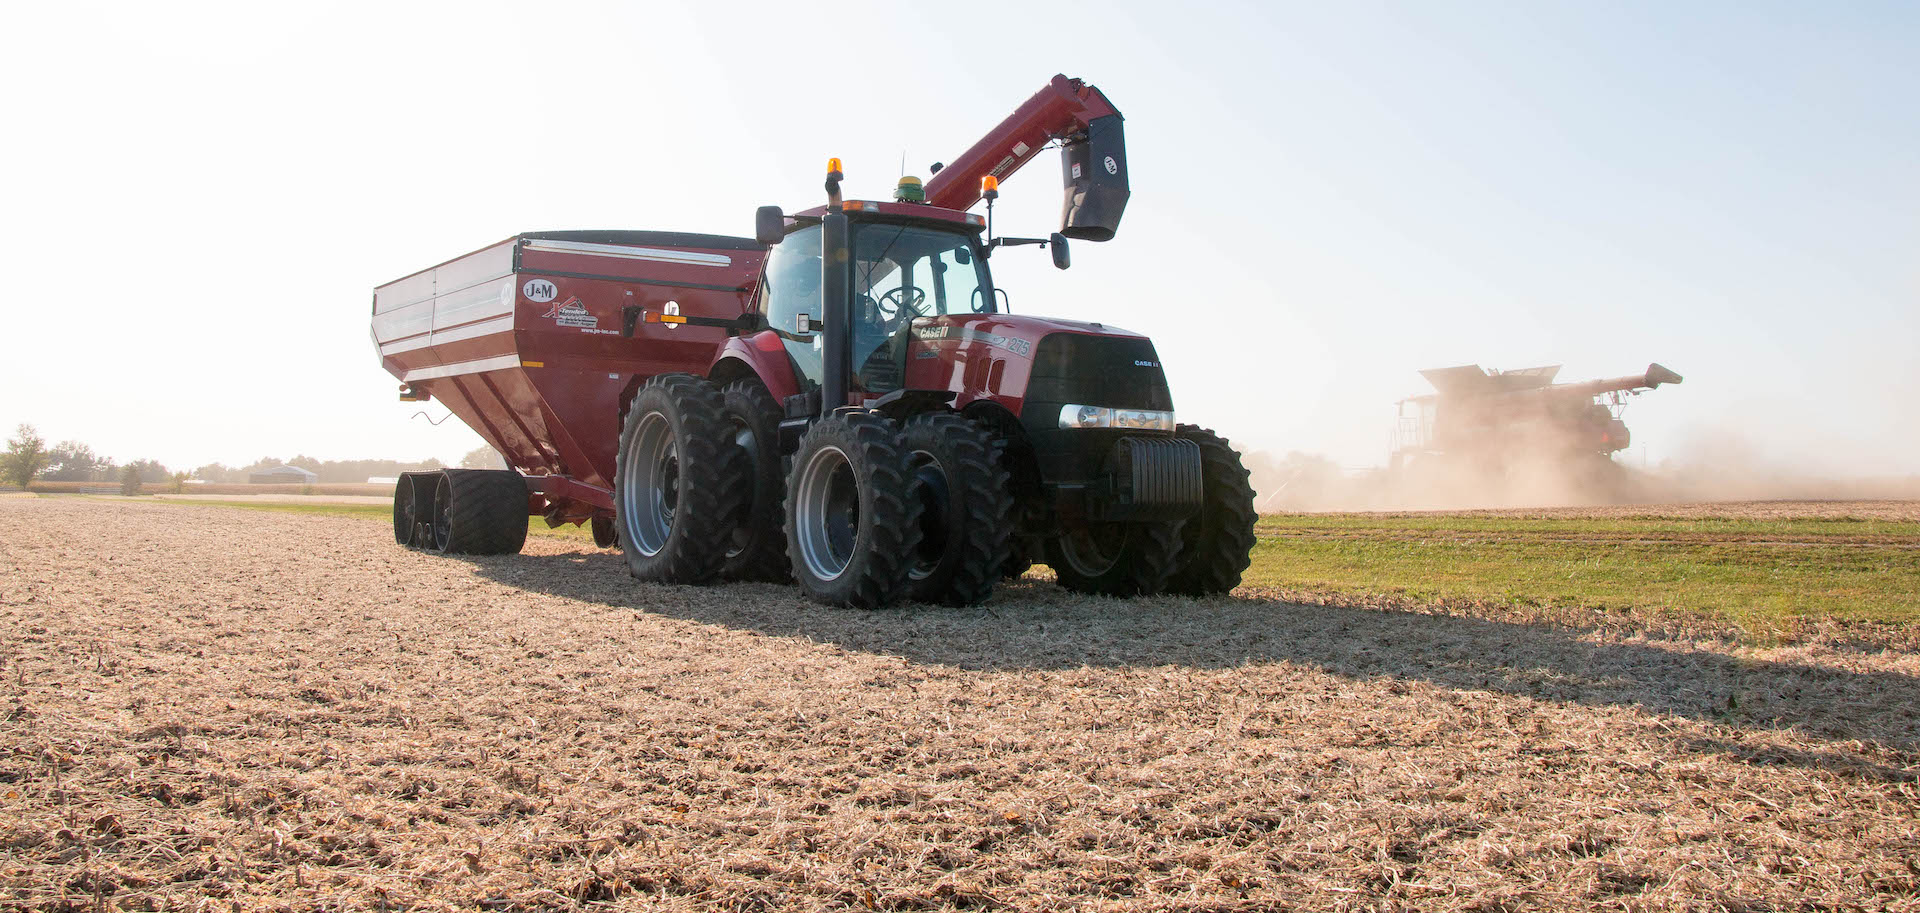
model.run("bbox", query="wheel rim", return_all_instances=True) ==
[432,475,452,551]
[794,444,858,582]
[907,449,949,581]
[725,416,757,559]
[619,411,678,558]
[1057,522,1127,578]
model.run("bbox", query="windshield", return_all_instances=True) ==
[757,220,994,397]
[851,222,991,394]
[852,222,993,320]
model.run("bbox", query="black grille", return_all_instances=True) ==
[1026,333,1172,411]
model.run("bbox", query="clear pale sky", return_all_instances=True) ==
[3,2,1914,476]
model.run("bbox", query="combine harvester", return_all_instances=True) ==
[1390,363,1684,497]
[370,75,1257,608]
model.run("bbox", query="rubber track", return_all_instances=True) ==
[719,379,792,582]
[1165,424,1258,596]
[616,374,745,584]
[440,469,529,556]
[903,413,1014,606]
[786,411,923,609]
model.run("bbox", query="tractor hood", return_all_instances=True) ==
[911,313,1148,354]
[902,312,1171,421]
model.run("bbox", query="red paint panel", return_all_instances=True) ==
[374,234,770,498]
[716,333,801,404]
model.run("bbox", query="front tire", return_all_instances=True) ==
[1164,425,1258,596]
[1046,519,1183,597]
[615,374,743,584]
[902,413,1013,606]
[785,411,922,608]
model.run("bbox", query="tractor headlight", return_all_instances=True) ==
[1057,404,1175,431]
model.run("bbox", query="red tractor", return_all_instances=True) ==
[373,76,1256,607]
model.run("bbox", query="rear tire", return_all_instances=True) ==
[902,413,1013,606]
[1046,519,1183,597]
[785,411,922,608]
[615,374,744,584]
[1165,425,1258,596]
[719,379,790,582]
[426,469,529,555]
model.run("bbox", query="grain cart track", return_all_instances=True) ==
[3,497,1919,911]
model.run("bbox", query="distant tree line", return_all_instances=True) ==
[3,424,455,487]
[188,455,447,484]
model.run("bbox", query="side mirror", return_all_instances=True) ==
[755,205,786,245]
[1049,232,1071,270]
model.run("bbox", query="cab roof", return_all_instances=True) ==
[794,200,986,231]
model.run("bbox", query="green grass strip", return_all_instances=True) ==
[1247,518,1920,628]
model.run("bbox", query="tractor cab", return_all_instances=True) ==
[755,200,993,400]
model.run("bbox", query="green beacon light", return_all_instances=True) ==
[894,175,925,203]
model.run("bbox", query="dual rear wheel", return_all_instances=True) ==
[781,411,1014,608]
[614,374,745,584]
[784,411,922,609]
[616,379,1017,609]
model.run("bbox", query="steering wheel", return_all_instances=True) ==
[875,286,927,320]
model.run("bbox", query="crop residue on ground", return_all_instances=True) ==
[2,497,1917,911]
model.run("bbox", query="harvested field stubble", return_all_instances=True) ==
[2,498,1918,911]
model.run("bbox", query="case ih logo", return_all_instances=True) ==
[541,296,598,329]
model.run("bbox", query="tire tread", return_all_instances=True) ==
[719,379,791,582]
[903,413,1013,606]
[785,411,923,609]
[1165,424,1258,596]
[615,374,745,584]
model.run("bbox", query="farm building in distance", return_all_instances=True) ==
[248,465,318,484]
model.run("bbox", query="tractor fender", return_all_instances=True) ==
[709,331,800,404]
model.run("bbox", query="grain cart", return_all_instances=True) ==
[371,75,1257,607]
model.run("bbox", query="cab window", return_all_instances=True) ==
[758,225,824,389]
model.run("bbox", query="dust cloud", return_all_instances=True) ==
[1245,429,1920,513]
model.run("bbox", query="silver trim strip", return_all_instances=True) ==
[401,354,521,383]
[380,314,514,357]
[521,238,732,267]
